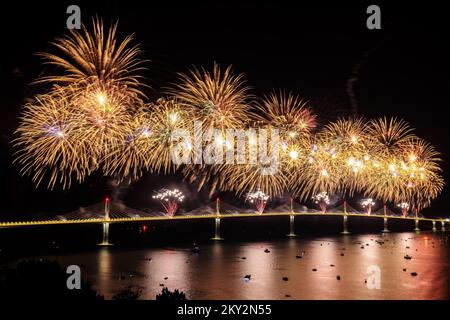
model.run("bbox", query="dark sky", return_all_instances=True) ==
[1,1,449,218]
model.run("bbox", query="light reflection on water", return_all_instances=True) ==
[29,232,450,299]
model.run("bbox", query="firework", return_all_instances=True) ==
[312,191,330,213]
[182,124,289,198]
[361,198,376,215]
[361,118,415,207]
[400,138,444,211]
[102,103,152,182]
[364,136,444,212]
[214,127,289,198]
[219,162,288,198]
[167,63,251,130]
[147,98,193,173]
[170,63,253,195]
[152,188,185,217]
[14,18,146,188]
[397,202,410,217]
[254,92,315,187]
[36,18,146,97]
[246,190,270,214]
[77,81,140,167]
[358,118,443,212]
[366,117,415,156]
[315,117,378,202]
[38,19,146,170]
[289,136,343,202]
[106,97,191,180]
[13,89,95,189]
[253,91,316,140]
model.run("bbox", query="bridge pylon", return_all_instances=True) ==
[414,219,420,232]
[97,197,113,246]
[382,217,390,233]
[286,214,297,237]
[98,222,113,246]
[211,198,224,241]
[341,215,351,235]
[211,217,224,241]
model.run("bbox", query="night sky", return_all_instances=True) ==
[1,2,449,218]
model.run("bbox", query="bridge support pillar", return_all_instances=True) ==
[382,217,390,233]
[432,221,437,232]
[414,219,420,232]
[98,222,113,246]
[287,215,297,237]
[341,215,351,235]
[441,221,446,232]
[211,218,224,241]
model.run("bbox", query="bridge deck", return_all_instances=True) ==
[0,212,446,228]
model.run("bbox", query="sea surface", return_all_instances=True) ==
[13,232,450,300]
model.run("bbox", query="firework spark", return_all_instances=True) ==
[316,117,371,197]
[36,18,146,97]
[397,202,410,217]
[289,136,343,202]
[361,198,376,215]
[312,191,331,213]
[152,188,185,217]
[246,190,270,214]
[167,63,251,130]
[170,63,253,196]
[253,91,316,140]
[13,89,96,189]
[366,117,415,156]
[14,18,145,189]
[364,135,444,212]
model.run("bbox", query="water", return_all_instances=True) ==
[14,232,450,299]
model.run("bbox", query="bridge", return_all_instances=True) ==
[0,198,448,245]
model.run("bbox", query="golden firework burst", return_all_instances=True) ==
[253,91,316,140]
[14,17,145,189]
[167,63,252,130]
[36,17,146,97]
[13,89,95,189]
[366,117,415,156]
[318,117,372,197]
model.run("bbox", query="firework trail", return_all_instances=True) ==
[312,191,330,213]
[361,198,375,215]
[346,40,386,115]
[246,190,270,214]
[153,188,185,217]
